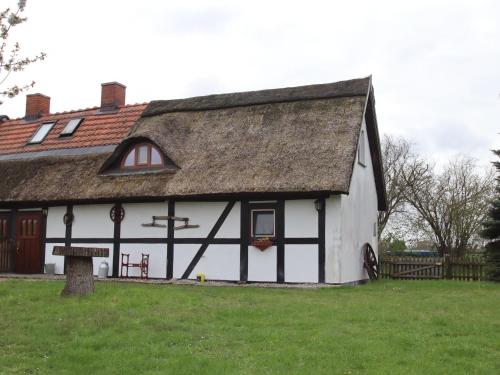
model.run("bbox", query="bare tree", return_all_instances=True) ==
[378,135,421,236]
[0,0,46,105]
[402,156,494,257]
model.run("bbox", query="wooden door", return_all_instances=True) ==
[15,212,42,274]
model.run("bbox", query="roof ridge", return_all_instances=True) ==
[3,102,149,122]
[143,76,371,117]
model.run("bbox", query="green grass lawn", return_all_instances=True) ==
[0,280,499,375]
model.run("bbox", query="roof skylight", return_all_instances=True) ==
[60,118,83,137]
[27,122,56,144]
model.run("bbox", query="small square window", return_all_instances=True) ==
[358,129,366,166]
[252,209,275,237]
[28,122,56,144]
[60,118,83,137]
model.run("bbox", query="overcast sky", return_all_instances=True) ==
[1,0,499,168]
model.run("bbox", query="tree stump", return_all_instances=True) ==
[62,256,95,296]
[53,246,109,296]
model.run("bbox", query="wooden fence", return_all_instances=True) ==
[0,239,15,272]
[380,255,486,281]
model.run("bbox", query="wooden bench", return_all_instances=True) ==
[120,253,149,279]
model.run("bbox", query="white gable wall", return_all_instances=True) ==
[335,117,378,284]
[325,195,342,283]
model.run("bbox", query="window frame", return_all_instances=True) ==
[251,208,276,238]
[120,142,165,170]
[27,121,57,145]
[358,128,366,167]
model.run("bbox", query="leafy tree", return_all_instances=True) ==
[0,0,46,105]
[480,150,500,281]
[379,234,407,255]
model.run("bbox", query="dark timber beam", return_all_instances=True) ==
[318,197,326,283]
[276,200,285,283]
[240,199,249,282]
[63,205,73,274]
[166,200,175,279]
[112,203,122,278]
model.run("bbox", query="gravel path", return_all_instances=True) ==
[0,273,344,288]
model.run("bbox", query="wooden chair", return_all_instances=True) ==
[120,253,149,279]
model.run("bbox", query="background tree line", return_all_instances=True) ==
[379,135,495,258]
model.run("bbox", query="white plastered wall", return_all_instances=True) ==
[44,243,65,274]
[215,202,240,238]
[45,207,67,274]
[119,203,169,278]
[43,206,66,275]
[176,202,236,238]
[121,202,169,238]
[284,244,318,283]
[119,243,167,278]
[325,117,379,284]
[284,199,319,282]
[248,245,277,282]
[191,244,240,281]
[173,244,199,279]
[284,200,317,238]
[72,204,114,238]
[46,206,67,238]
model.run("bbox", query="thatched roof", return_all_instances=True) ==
[0,77,386,209]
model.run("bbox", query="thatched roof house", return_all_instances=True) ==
[0,77,385,285]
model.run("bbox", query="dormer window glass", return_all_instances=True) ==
[151,147,162,165]
[121,143,165,170]
[123,148,136,167]
[60,118,83,137]
[138,145,148,165]
[28,122,56,144]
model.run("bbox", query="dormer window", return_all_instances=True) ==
[60,118,83,137]
[27,122,56,144]
[121,143,164,169]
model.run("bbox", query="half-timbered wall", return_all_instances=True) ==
[41,198,327,283]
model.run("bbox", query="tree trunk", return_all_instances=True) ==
[61,256,95,296]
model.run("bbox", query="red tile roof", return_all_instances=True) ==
[0,103,148,155]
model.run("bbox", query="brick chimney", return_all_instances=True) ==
[101,82,126,111]
[25,93,50,120]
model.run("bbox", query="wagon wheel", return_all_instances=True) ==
[363,243,379,280]
[110,205,125,223]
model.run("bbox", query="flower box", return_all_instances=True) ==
[251,238,274,251]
